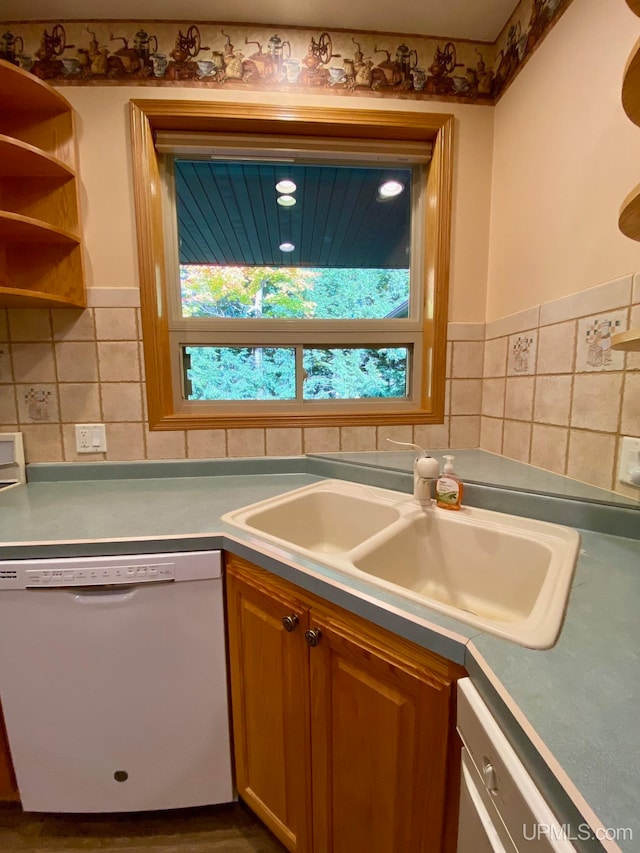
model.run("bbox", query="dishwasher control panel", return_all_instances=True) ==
[25,563,175,587]
[0,550,222,590]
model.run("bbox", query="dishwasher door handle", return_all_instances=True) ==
[71,587,139,604]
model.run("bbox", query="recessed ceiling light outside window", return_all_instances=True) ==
[378,180,404,199]
[279,242,295,252]
[275,179,297,194]
[277,195,296,207]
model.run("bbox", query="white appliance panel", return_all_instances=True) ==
[0,551,234,812]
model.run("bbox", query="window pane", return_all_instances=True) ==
[180,266,410,320]
[175,158,414,320]
[185,346,295,401]
[303,348,409,400]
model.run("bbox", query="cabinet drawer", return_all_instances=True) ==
[457,679,575,852]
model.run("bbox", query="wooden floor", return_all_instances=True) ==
[0,801,287,852]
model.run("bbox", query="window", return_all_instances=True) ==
[130,101,453,429]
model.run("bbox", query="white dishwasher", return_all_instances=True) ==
[0,550,234,813]
[457,678,576,853]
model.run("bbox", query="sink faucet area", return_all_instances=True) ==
[222,479,581,649]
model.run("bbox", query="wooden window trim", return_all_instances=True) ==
[129,99,454,430]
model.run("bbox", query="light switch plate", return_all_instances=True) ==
[617,436,640,487]
[75,424,107,454]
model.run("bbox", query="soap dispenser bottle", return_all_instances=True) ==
[435,455,463,511]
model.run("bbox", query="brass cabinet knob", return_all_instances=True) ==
[282,614,299,632]
[305,628,322,647]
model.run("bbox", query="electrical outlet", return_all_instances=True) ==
[617,436,640,487]
[75,424,107,454]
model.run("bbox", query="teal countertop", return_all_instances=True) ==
[0,460,638,851]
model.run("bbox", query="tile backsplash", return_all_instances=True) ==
[1,273,639,499]
[480,273,640,498]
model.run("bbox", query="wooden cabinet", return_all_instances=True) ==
[0,701,18,801]
[0,58,85,308]
[226,557,313,852]
[225,554,464,853]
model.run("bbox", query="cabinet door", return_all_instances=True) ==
[0,700,18,801]
[308,606,456,853]
[226,557,312,852]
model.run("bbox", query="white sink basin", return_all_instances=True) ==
[222,480,580,649]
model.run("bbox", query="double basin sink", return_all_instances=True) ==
[222,479,580,649]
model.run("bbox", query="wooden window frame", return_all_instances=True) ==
[129,99,454,430]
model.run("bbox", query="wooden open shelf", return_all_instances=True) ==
[0,58,85,308]
[622,37,640,125]
[619,179,640,240]
[0,136,75,179]
[611,329,640,351]
[627,0,640,17]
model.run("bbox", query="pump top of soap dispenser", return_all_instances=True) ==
[443,455,455,473]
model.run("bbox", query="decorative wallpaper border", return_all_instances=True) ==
[0,0,573,104]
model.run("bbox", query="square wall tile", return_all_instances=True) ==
[576,310,627,372]
[536,321,576,374]
[504,376,535,421]
[55,342,98,382]
[227,429,266,457]
[59,383,101,423]
[104,423,145,461]
[12,343,56,383]
[16,384,59,424]
[449,415,480,448]
[187,430,227,459]
[481,378,505,418]
[634,272,640,305]
[101,383,143,422]
[502,420,531,463]
[377,425,413,450]
[8,309,51,342]
[0,311,7,341]
[145,430,187,460]
[450,379,482,416]
[94,308,138,341]
[507,332,537,376]
[479,416,503,454]
[414,420,450,450]
[533,375,573,426]
[627,304,640,371]
[570,373,624,433]
[567,430,617,490]
[0,345,13,383]
[266,428,303,456]
[483,337,508,378]
[340,426,376,452]
[0,388,17,424]
[303,427,340,453]
[97,342,140,382]
[451,341,485,378]
[52,309,95,341]
[530,424,568,475]
[21,424,63,462]
[621,373,640,437]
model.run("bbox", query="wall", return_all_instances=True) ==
[0,87,494,462]
[487,0,640,319]
[474,0,640,498]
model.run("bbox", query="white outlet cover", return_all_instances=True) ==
[617,436,640,487]
[75,424,107,454]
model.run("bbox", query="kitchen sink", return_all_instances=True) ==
[222,479,580,649]
[223,480,402,554]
